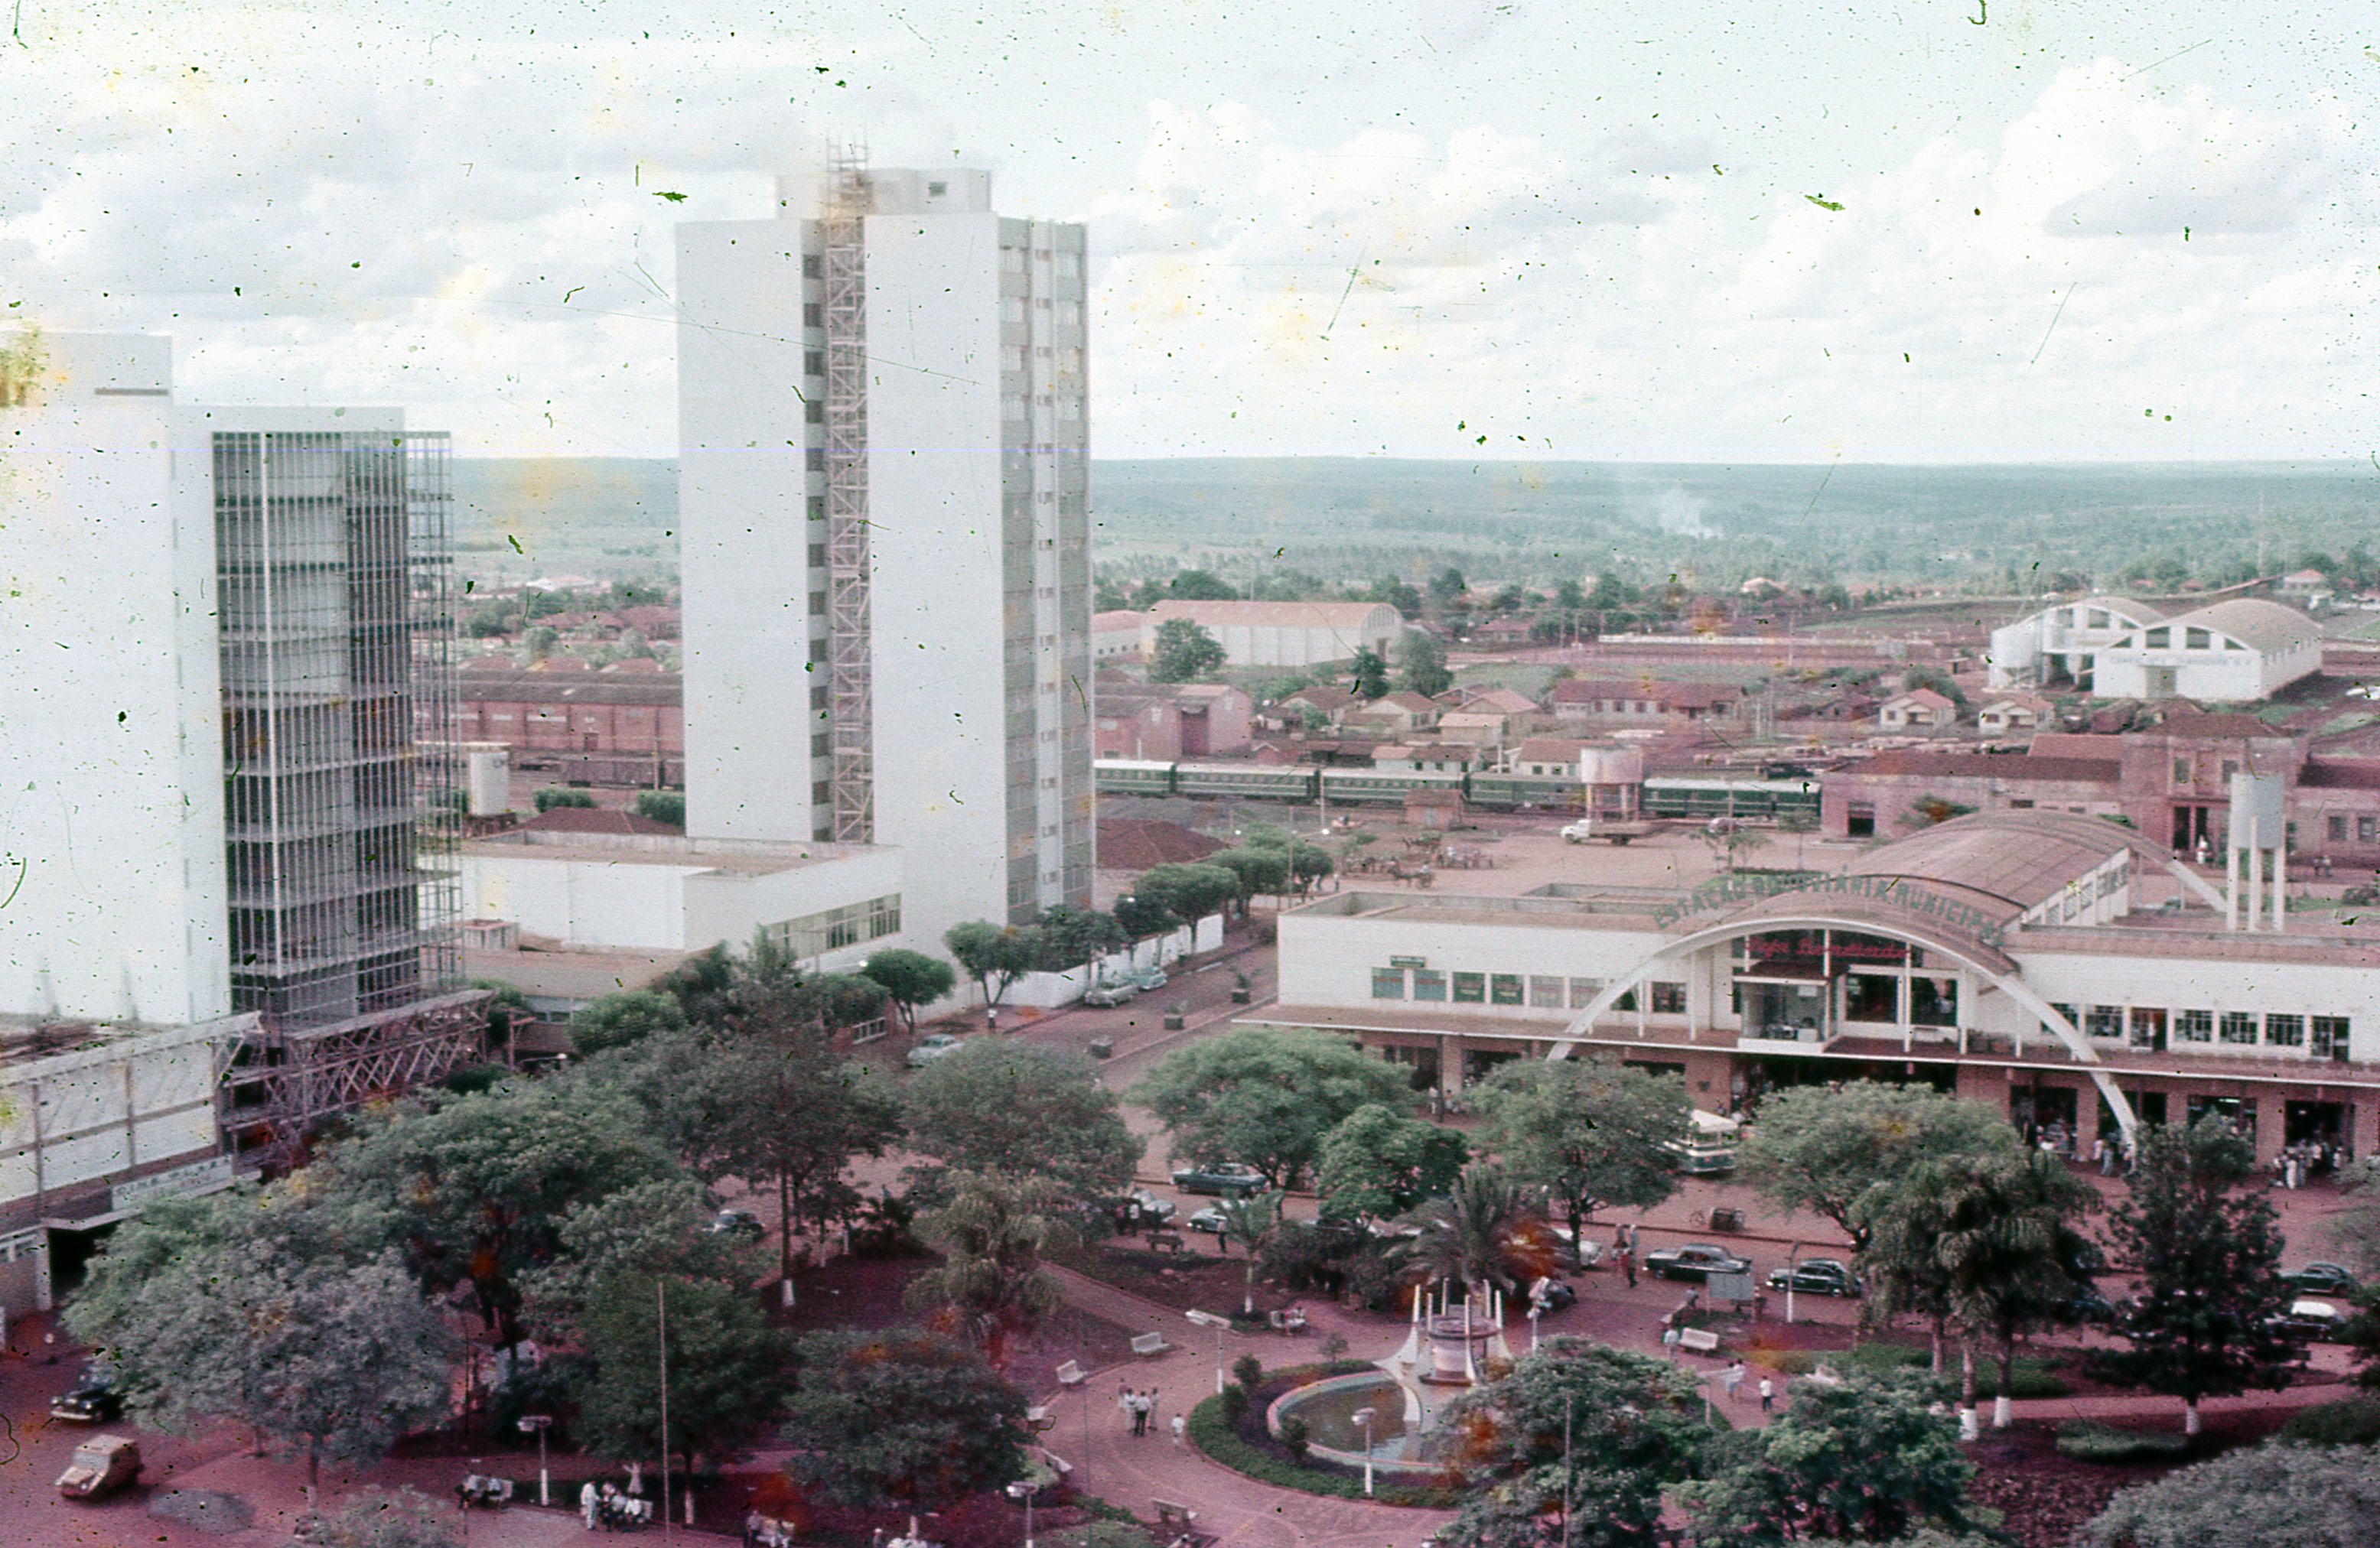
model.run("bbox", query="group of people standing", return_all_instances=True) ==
[1118,1384,1184,1445]
[578,1478,654,1531]
[1610,1221,1642,1288]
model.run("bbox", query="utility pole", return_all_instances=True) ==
[657,1277,672,1542]
[1562,1394,1575,1548]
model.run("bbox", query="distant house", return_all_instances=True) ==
[1548,678,1745,727]
[2281,568,2331,593]
[1344,691,1444,737]
[1878,688,1958,730]
[1435,710,1516,756]
[1466,616,1536,648]
[1372,742,1480,774]
[1092,610,1148,662]
[1144,600,1403,668]
[1096,818,1226,871]
[617,604,683,640]
[1507,737,1595,778]
[1975,695,2053,735]
[1093,680,1254,760]
[1269,684,1360,731]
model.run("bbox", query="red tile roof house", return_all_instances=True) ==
[1877,688,1959,730]
[1548,678,1746,727]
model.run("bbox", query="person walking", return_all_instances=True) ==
[581,1480,600,1531]
[1722,1361,1746,1402]
[1133,1390,1151,1437]
[1170,1412,1187,1446]
[1621,1246,1637,1289]
[1759,1377,1775,1413]
[1661,1324,1682,1362]
[1118,1383,1135,1433]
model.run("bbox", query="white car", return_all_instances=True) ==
[905,1033,966,1068]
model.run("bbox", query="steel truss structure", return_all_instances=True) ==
[822,147,876,842]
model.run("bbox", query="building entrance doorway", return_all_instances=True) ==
[2012,1083,2079,1153]
[2171,805,2213,851]
[2284,1101,2345,1148]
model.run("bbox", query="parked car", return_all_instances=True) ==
[1766,1257,1862,1297]
[905,1033,965,1068]
[708,1208,763,1239]
[2053,1286,2118,1325]
[56,1435,142,1500]
[1643,1242,1753,1283]
[1170,1160,1269,1197]
[1125,1189,1177,1224]
[1545,1225,1607,1270]
[1185,1206,1230,1235]
[2268,1299,2349,1344]
[50,1365,123,1425]
[2281,1262,2362,1297]
[1135,967,1170,991]
[1083,980,1140,1007]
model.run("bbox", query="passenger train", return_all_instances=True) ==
[1094,759,1820,821]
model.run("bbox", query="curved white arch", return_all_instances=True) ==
[1546,912,2137,1145]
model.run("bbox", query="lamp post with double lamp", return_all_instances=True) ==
[1350,1407,1376,1498]
[1185,1309,1230,1394]
[1005,1480,1041,1548]
[517,1414,553,1506]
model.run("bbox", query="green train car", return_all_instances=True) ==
[1094,759,1179,796]
[1174,763,1323,800]
[1318,768,1467,805]
[1640,778,1819,821]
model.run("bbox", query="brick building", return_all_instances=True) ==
[457,663,685,786]
[1092,681,1254,761]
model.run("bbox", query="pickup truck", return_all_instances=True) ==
[1560,818,1656,846]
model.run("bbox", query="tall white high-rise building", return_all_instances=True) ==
[678,161,1094,949]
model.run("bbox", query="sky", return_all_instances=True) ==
[2,1,2374,462]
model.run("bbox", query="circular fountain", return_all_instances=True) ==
[1264,1282,1512,1476]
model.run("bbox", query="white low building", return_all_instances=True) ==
[1143,600,1404,668]
[1986,595,2319,701]
[1250,811,2380,1166]
[1,1013,254,1319]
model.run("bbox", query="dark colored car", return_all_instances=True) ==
[50,1368,123,1425]
[708,1208,763,1239]
[2281,1262,2361,1298]
[2052,1286,2117,1325]
[1766,1257,1861,1297]
[1184,1206,1229,1235]
[1643,1242,1753,1283]
[1170,1161,1268,1198]
[2268,1299,2349,1344]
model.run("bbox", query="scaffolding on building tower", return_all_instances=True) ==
[822,147,876,843]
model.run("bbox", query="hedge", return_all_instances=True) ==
[1756,1344,2070,1397]
[2281,1397,2380,1448]
[1184,1394,1460,1509]
[2054,1420,2194,1462]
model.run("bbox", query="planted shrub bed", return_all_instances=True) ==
[1184,1362,1463,1508]
[1757,1341,2071,1398]
[2053,1420,2195,1463]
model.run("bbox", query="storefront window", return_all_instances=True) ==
[1452,972,1486,1003]
[2313,1016,2352,1059]
[1568,977,1604,1008]
[2264,1013,2305,1048]
[1490,974,1525,1007]
[2085,1005,2124,1039]
[1371,968,1407,1000]
[1649,981,1686,1014]
[2219,1011,2258,1045]
[2175,1009,2212,1042]
[1411,969,1447,1003]
[1528,975,1565,1008]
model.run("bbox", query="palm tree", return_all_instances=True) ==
[1217,1191,1282,1314]
[903,1171,1073,1366]
[1396,1166,1558,1301]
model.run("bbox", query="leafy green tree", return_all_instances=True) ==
[320,1078,676,1348]
[1367,575,1422,616]
[1735,1081,2016,1253]
[781,1329,1030,1509]
[525,623,558,659]
[1129,1026,1415,1189]
[629,789,686,827]
[1471,1062,1687,1257]
[1350,645,1390,699]
[860,948,957,1034]
[1314,1104,1468,1221]
[569,988,688,1056]
[524,1177,766,1336]
[943,920,1042,1009]
[289,1487,461,1548]
[1437,1337,1704,1548]
[1679,1372,1981,1545]
[533,785,597,811]
[1398,1166,1559,1299]
[2076,1440,2380,1548]
[2095,1115,2299,1436]
[1428,567,1469,611]
[1216,1189,1284,1313]
[1160,567,1239,601]
[1151,617,1227,681]
[573,1270,788,1475]
[904,1171,1074,1361]
[1133,860,1243,924]
[1399,630,1452,696]
[1112,890,1179,938]
[1210,845,1293,902]
[900,1039,1144,1203]
[1031,902,1129,971]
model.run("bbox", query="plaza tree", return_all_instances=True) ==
[1129,1025,1415,1189]
[2095,1115,2299,1436]
[2076,1441,2380,1548]
[1437,1338,1704,1548]
[1470,1061,1687,1258]
[1679,1372,1983,1545]
[1216,1189,1284,1314]
[1128,861,1243,928]
[781,1329,1030,1510]
[1208,844,1294,903]
[943,920,1041,1009]
[1399,1166,1561,1300]
[904,1171,1074,1362]
[568,988,688,1056]
[571,1271,790,1478]
[1314,1104,1469,1222]
[524,1177,767,1336]
[1734,1080,2016,1253]
[860,948,958,1036]
[900,1039,1144,1204]
[1150,617,1227,682]
[1030,902,1130,971]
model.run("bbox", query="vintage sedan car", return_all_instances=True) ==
[1184,1206,1230,1235]
[1644,1242,1754,1283]
[2268,1299,2349,1344]
[1766,1257,1862,1297]
[50,1366,123,1425]
[1082,980,1140,1007]
[57,1435,142,1499]
[1170,1160,1270,1197]
[2280,1262,2362,1298]
[2052,1286,2118,1325]
[904,1033,966,1068]
[708,1208,763,1239]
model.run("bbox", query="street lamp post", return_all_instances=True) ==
[1185,1309,1230,1394]
[1006,1481,1040,1548]
[1350,1407,1376,1498]
[517,1414,553,1507]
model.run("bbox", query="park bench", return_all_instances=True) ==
[1268,1306,1308,1334]
[1131,1332,1172,1357]
[1678,1328,1722,1355]
[1147,1232,1188,1256]
[1027,1405,1056,1432]
[1155,1500,1213,1548]
[1055,1360,1088,1387]
[1037,1448,1073,1478]
[455,1474,513,1510]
